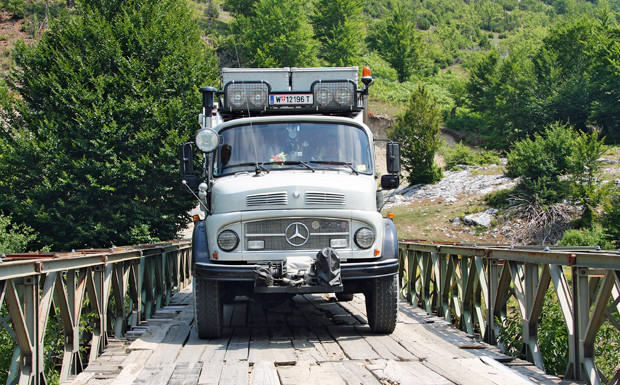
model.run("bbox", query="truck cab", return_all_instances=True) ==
[180,67,401,338]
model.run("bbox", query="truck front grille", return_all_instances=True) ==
[244,218,350,251]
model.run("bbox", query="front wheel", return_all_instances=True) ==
[365,275,398,334]
[194,278,223,339]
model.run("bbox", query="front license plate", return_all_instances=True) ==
[269,94,313,105]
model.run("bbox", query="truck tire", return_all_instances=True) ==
[336,292,354,302]
[194,278,223,339]
[365,274,398,334]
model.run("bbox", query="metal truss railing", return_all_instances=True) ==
[0,241,192,385]
[398,241,620,385]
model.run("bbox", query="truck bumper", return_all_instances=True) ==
[193,258,398,282]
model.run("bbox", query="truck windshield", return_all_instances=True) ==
[213,122,373,176]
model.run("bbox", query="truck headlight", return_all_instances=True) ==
[217,230,239,251]
[354,227,375,249]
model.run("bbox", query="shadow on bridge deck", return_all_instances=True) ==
[67,286,580,385]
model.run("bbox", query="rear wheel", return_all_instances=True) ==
[194,278,223,339]
[365,275,398,334]
[336,292,354,302]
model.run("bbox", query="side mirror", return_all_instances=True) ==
[179,143,198,190]
[380,175,400,190]
[386,142,401,174]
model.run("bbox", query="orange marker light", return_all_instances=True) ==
[192,215,201,222]
[387,212,395,220]
[212,251,218,260]
[374,249,381,256]
[362,66,371,78]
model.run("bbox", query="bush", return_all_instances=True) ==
[484,187,514,208]
[558,224,614,250]
[0,214,38,254]
[443,142,500,169]
[602,193,620,248]
[388,85,443,185]
[506,123,576,204]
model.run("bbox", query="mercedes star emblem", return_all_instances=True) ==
[285,222,310,246]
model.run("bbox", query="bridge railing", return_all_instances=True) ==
[398,241,620,385]
[0,241,191,385]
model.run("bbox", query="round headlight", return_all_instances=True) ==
[354,227,375,249]
[195,128,219,153]
[315,86,332,106]
[229,87,246,107]
[249,88,267,107]
[334,87,353,105]
[217,230,239,251]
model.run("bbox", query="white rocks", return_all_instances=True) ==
[384,168,516,209]
[463,209,497,228]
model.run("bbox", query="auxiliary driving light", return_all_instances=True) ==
[224,82,270,111]
[195,128,219,153]
[312,81,356,109]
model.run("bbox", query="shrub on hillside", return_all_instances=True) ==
[602,193,620,248]
[388,85,443,185]
[443,142,500,170]
[558,224,614,250]
[506,123,577,204]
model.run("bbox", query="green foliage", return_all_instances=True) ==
[2,0,26,19]
[506,123,576,204]
[567,130,609,226]
[222,0,257,17]
[0,0,218,251]
[589,12,620,142]
[484,187,514,209]
[0,214,38,254]
[558,224,614,250]
[442,142,500,169]
[388,86,443,185]
[497,292,569,376]
[602,193,620,247]
[367,3,422,82]
[311,0,364,66]
[231,0,318,67]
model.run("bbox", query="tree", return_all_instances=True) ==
[222,0,257,17]
[311,0,364,66]
[388,86,443,185]
[367,3,422,82]
[0,0,218,250]
[589,12,620,142]
[232,0,318,67]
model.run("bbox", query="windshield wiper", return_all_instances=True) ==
[263,160,316,172]
[309,161,359,175]
[222,162,270,174]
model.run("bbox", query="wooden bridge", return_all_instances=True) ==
[0,241,618,385]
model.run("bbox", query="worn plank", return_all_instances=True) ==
[327,325,381,360]
[217,360,249,385]
[197,337,230,385]
[277,362,346,385]
[323,361,382,385]
[249,361,280,385]
[368,359,454,385]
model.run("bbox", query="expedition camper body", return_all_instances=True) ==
[179,67,402,338]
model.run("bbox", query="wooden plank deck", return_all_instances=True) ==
[66,286,579,385]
